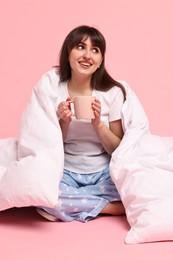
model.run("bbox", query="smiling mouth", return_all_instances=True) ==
[79,62,92,68]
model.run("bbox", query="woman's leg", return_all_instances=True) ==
[80,167,125,216]
[100,201,125,215]
[38,167,124,222]
[38,170,109,222]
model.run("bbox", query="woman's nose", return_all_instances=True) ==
[83,49,91,59]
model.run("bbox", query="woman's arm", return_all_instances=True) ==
[93,120,123,155]
[59,119,70,141]
[92,99,123,155]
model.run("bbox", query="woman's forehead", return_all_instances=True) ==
[78,35,100,47]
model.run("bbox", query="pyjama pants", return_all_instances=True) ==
[40,166,121,222]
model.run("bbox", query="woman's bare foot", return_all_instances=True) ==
[100,201,125,216]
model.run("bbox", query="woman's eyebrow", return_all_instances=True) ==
[79,41,99,48]
[78,41,86,45]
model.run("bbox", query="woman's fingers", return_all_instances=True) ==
[57,101,71,120]
[92,99,101,116]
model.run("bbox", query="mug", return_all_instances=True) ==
[69,96,95,119]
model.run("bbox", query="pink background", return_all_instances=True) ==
[1,2,173,259]
[0,0,173,138]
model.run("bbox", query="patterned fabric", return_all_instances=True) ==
[40,167,121,222]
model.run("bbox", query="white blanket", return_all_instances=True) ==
[0,69,64,210]
[110,83,173,244]
[1,69,173,244]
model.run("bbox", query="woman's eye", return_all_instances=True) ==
[92,47,100,53]
[77,44,84,50]
[76,44,100,53]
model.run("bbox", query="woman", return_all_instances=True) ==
[37,25,126,222]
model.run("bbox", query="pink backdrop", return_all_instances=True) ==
[0,0,173,138]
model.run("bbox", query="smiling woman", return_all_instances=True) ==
[58,25,126,95]
[67,37,103,98]
[68,37,102,77]
[35,25,126,222]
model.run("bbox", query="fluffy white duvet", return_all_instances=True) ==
[1,68,173,244]
[0,69,64,210]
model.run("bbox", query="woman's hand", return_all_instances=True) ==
[57,97,72,141]
[57,97,72,124]
[91,98,102,128]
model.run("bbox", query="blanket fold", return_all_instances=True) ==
[110,82,173,244]
[0,69,64,211]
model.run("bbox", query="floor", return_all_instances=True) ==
[1,207,173,260]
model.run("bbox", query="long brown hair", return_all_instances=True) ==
[56,25,126,100]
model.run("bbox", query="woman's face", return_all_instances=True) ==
[68,36,103,78]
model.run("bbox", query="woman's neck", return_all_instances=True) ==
[68,76,93,97]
